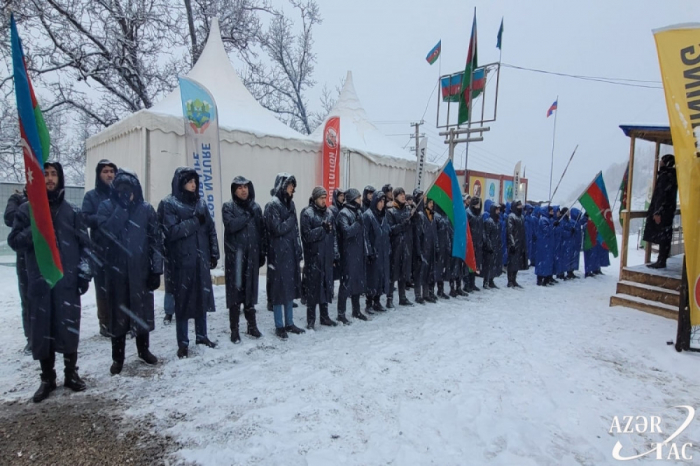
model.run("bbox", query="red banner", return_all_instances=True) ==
[322,116,340,206]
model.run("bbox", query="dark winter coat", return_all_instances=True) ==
[8,163,92,360]
[5,190,28,290]
[643,165,677,245]
[416,208,438,284]
[467,204,484,271]
[434,207,452,282]
[161,168,219,319]
[222,176,265,309]
[264,173,302,305]
[300,199,337,306]
[506,204,528,273]
[363,193,391,296]
[337,202,367,296]
[501,203,510,266]
[96,170,163,337]
[386,201,414,282]
[330,188,345,281]
[482,200,501,280]
[157,168,185,295]
[361,186,375,213]
[535,213,554,277]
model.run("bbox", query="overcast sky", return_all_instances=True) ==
[301,0,697,201]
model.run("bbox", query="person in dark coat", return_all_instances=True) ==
[643,154,678,269]
[363,190,391,312]
[81,159,117,336]
[386,187,414,307]
[482,200,501,289]
[382,184,393,203]
[506,200,528,288]
[337,188,368,321]
[535,205,555,285]
[501,203,509,268]
[330,188,346,283]
[96,169,163,375]
[361,185,376,213]
[157,167,185,326]
[222,176,265,343]
[4,187,30,352]
[9,162,91,403]
[554,207,575,280]
[300,187,338,329]
[466,196,484,292]
[161,168,219,358]
[415,197,439,303]
[524,204,536,267]
[264,173,305,339]
[410,189,427,303]
[433,204,452,299]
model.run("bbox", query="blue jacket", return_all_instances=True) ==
[570,208,585,272]
[535,212,554,277]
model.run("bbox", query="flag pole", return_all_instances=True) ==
[548,144,579,203]
[463,7,476,193]
[548,95,559,201]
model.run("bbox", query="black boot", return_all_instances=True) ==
[177,346,188,359]
[372,296,387,312]
[275,327,289,340]
[63,353,86,392]
[244,309,262,338]
[306,305,316,330]
[489,279,499,289]
[33,355,57,403]
[196,337,218,348]
[512,272,523,289]
[229,306,241,344]
[319,304,338,326]
[386,297,395,309]
[506,272,514,288]
[286,324,306,334]
[482,279,490,290]
[537,276,543,286]
[136,333,158,365]
[337,313,351,325]
[110,335,126,375]
[449,282,458,298]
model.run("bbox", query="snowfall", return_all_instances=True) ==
[0,239,699,466]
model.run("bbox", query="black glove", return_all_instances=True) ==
[196,212,206,225]
[553,220,560,227]
[195,204,207,224]
[78,277,90,295]
[146,274,161,291]
[210,258,218,269]
[322,221,332,232]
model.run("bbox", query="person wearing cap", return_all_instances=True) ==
[506,200,528,288]
[300,187,339,329]
[381,184,394,203]
[97,169,163,375]
[9,162,92,402]
[337,188,369,322]
[161,168,220,358]
[363,190,391,312]
[643,154,677,269]
[264,173,305,339]
[361,185,376,214]
[386,187,414,307]
[223,175,266,343]
[81,159,117,337]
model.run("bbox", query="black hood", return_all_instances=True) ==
[112,168,144,204]
[171,167,187,197]
[512,200,523,216]
[271,173,296,205]
[469,196,482,215]
[370,191,386,217]
[362,185,376,207]
[231,175,255,205]
[95,158,117,193]
[175,167,200,204]
[332,188,346,210]
[44,161,65,204]
[490,202,500,221]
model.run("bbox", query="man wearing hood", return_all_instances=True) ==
[411,188,427,303]
[337,188,369,321]
[330,188,346,282]
[524,204,536,267]
[643,154,678,269]
[536,205,555,285]
[416,197,439,303]
[9,162,92,402]
[554,207,575,280]
[506,200,528,288]
[466,196,484,292]
[300,187,339,328]
[382,184,394,203]
[81,159,117,336]
[433,204,452,299]
[482,200,502,289]
[361,185,376,213]
[264,173,305,339]
[97,169,163,375]
[223,176,266,343]
[157,167,185,326]
[568,208,585,279]
[161,168,219,358]
[386,187,414,307]
[363,191,391,312]
[4,186,30,352]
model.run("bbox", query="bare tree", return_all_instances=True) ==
[309,77,344,133]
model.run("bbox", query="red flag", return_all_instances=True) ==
[322,117,340,206]
[466,223,477,272]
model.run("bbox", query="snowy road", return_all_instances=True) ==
[1,247,699,465]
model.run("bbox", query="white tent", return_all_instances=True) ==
[310,71,437,193]
[86,19,433,218]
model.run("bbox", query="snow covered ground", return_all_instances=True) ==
[1,241,699,465]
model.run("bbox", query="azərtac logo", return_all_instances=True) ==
[610,406,696,461]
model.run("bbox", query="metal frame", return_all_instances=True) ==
[436,62,501,130]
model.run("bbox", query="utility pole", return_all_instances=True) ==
[410,120,424,160]
[440,126,490,193]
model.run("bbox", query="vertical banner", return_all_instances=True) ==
[322,116,341,206]
[653,24,700,326]
[416,137,427,190]
[513,160,522,201]
[179,77,224,254]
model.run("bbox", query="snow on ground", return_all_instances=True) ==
[1,241,699,465]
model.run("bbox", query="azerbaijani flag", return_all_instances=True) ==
[578,171,618,257]
[426,40,441,65]
[441,73,463,102]
[10,15,63,286]
[618,163,629,227]
[457,10,479,125]
[427,160,477,270]
[547,100,558,117]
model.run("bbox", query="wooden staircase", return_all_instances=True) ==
[610,265,681,320]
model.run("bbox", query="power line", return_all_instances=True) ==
[501,63,663,89]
